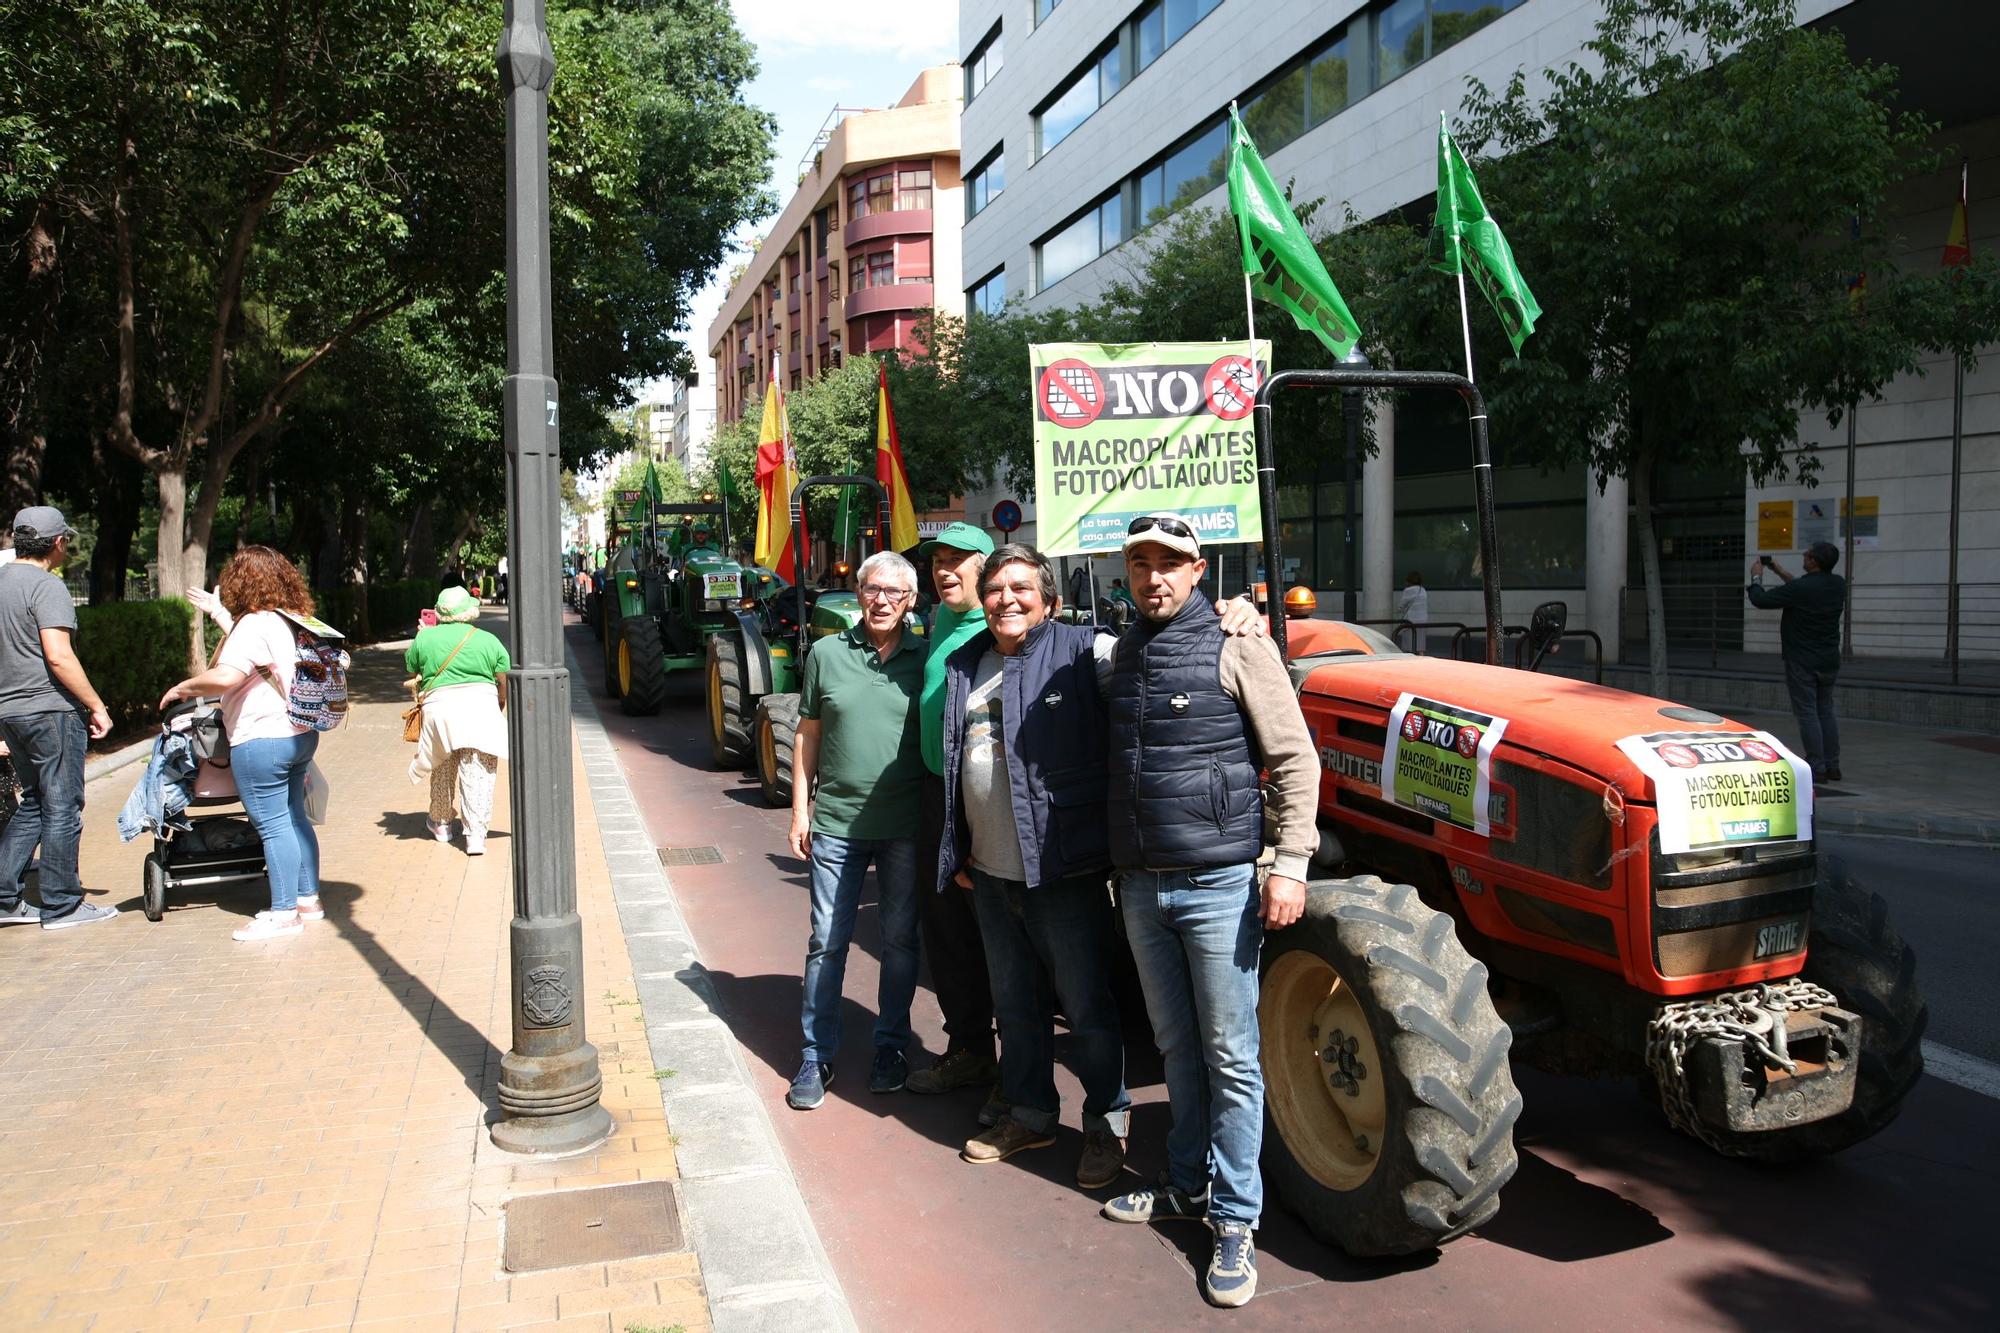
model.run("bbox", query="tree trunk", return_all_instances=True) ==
[1,432,47,544]
[1632,456,1669,699]
[341,495,372,639]
[401,498,434,578]
[88,447,142,604]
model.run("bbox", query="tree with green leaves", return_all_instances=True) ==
[1458,0,2000,692]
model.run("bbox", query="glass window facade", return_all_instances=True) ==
[1037,62,1099,156]
[898,167,932,211]
[965,25,1002,103]
[966,149,1004,220]
[1035,0,1227,159]
[969,268,1007,317]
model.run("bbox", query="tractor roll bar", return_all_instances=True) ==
[790,474,889,660]
[1252,368,1503,664]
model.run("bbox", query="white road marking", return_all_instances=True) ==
[1923,1040,2000,1101]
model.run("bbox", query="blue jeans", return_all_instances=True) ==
[969,868,1132,1137]
[1783,659,1840,776]
[801,834,921,1064]
[0,709,88,919]
[232,732,321,913]
[1120,863,1265,1225]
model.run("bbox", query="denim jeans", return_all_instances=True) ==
[801,834,921,1064]
[232,731,321,913]
[1783,659,1840,776]
[0,709,88,919]
[969,868,1132,1137]
[1120,863,1265,1225]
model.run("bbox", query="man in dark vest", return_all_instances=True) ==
[1747,541,1846,781]
[1098,513,1318,1310]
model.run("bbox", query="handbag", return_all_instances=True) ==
[403,628,477,743]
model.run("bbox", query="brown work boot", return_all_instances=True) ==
[906,1047,999,1095]
[1075,1129,1127,1190]
[962,1117,1055,1164]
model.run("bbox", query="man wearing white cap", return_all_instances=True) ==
[0,507,117,929]
[1099,512,1318,1309]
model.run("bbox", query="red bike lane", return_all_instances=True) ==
[572,621,1997,1332]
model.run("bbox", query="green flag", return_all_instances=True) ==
[640,458,666,503]
[831,486,860,548]
[715,458,739,499]
[1430,114,1542,355]
[1226,107,1361,358]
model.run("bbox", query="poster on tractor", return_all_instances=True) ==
[1381,694,1511,836]
[1030,341,1271,557]
[1615,730,1814,855]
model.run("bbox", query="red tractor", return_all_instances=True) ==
[1248,369,1926,1257]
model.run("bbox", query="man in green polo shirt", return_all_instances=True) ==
[906,521,1003,1109]
[786,550,930,1110]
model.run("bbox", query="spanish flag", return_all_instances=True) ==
[1944,163,1972,269]
[875,364,920,553]
[753,358,798,582]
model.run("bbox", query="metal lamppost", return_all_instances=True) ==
[491,0,612,1155]
[1339,346,1370,622]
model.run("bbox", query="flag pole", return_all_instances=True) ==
[1456,269,1478,387]
[1231,101,1274,611]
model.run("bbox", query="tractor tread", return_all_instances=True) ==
[1335,904,1416,936]
[1368,944,1449,995]
[617,617,669,716]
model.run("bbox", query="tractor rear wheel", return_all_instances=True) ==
[617,616,669,716]
[1687,855,1927,1163]
[601,613,623,700]
[706,636,754,769]
[754,693,799,808]
[1259,876,1522,1257]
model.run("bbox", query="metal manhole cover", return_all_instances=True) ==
[659,846,724,866]
[503,1180,685,1272]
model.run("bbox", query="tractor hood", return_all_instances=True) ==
[683,553,741,578]
[1297,653,1760,798]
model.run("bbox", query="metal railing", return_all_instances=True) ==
[1620,581,2000,687]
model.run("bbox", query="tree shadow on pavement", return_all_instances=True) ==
[319,879,500,1106]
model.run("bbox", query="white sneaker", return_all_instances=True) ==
[232,911,303,941]
[464,836,486,856]
[295,896,324,921]
[428,819,454,843]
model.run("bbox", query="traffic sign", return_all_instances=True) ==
[991,499,1023,533]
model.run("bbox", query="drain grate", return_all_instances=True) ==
[504,1180,685,1272]
[659,845,724,866]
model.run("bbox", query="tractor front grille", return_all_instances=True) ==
[1650,836,1816,979]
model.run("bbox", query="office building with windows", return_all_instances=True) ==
[709,68,962,427]
[957,0,1997,679]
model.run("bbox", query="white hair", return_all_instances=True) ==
[855,550,918,591]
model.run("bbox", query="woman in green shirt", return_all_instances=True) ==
[404,587,510,855]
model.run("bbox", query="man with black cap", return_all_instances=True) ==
[1099,511,1318,1309]
[905,520,1003,1109]
[0,507,117,929]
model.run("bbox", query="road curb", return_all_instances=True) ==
[1815,804,1999,847]
[83,735,155,786]
[566,643,859,1333]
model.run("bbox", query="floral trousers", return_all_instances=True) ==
[428,749,499,837]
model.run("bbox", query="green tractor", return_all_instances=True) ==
[599,496,763,717]
[705,474,914,807]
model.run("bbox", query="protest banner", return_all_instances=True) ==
[1030,341,1271,557]
[1381,693,1510,836]
[1615,730,1814,855]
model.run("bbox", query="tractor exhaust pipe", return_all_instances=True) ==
[1251,368,1503,664]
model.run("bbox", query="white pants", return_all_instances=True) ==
[428,749,498,837]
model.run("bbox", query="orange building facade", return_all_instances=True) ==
[709,67,964,425]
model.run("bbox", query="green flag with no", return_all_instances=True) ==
[1226,107,1361,359]
[716,459,739,499]
[1430,114,1542,355]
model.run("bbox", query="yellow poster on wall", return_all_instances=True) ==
[1842,496,1879,548]
[1756,500,1794,551]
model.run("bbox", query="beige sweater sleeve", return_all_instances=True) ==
[1220,636,1320,882]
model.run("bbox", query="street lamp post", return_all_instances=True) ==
[1340,347,1370,623]
[491,0,612,1156]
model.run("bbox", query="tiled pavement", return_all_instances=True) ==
[0,642,711,1333]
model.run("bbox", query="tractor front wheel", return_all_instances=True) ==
[617,616,669,716]
[1259,876,1522,1257]
[1686,855,1927,1163]
[754,693,799,808]
[707,636,755,769]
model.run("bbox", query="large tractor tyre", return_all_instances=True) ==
[706,636,755,769]
[600,614,624,700]
[1259,876,1523,1257]
[754,693,800,809]
[1693,856,1928,1164]
[617,616,669,717]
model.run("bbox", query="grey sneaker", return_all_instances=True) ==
[1205,1221,1258,1308]
[42,902,116,931]
[1103,1174,1209,1224]
[0,900,39,925]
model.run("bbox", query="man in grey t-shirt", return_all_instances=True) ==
[0,507,115,929]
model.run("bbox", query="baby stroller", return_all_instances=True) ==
[141,700,268,922]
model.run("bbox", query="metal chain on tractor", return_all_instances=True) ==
[1644,978,1840,1150]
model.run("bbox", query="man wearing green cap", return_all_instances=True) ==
[906,521,1002,1107]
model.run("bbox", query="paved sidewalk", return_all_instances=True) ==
[0,642,708,1333]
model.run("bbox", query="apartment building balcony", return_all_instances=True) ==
[845,280,935,321]
[843,208,933,246]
